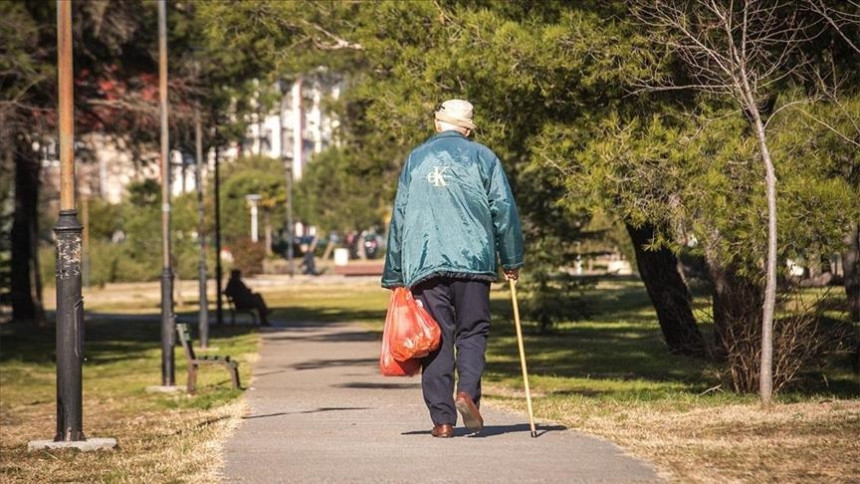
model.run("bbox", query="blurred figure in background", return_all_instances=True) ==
[224,269,271,326]
[300,241,320,276]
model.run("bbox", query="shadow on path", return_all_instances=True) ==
[266,329,379,343]
[336,382,421,390]
[400,424,568,439]
[223,320,663,483]
[292,357,378,370]
[243,407,372,420]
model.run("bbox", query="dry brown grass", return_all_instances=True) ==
[12,279,858,482]
[487,393,860,483]
[2,279,259,483]
[1,394,247,483]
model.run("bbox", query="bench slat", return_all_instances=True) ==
[175,323,241,393]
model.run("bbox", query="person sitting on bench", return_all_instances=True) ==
[224,269,271,326]
[300,243,320,276]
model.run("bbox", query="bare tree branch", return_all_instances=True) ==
[302,20,364,51]
[805,0,860,54]
[628,0,826,405]
[795,108,860,148]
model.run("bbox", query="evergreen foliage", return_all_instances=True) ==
[3,1,856,392]
[198,1,859,391]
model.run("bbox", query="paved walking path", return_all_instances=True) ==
[222,320,662,483]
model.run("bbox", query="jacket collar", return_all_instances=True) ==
[430,130,468,142]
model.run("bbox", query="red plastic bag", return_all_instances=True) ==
[379,343,420,376]
[379,287,441,376]
[388,287,441,361]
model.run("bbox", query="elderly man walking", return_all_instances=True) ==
[382,99,524,438]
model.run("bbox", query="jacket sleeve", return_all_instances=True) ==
[487,157,524,270]
[381,159,410,288]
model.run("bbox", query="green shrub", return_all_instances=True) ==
[85,240,122,287]
[230,237,265,275]
[38,244,54,287]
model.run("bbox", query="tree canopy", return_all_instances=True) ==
[3,0,857,393]
[198,0,859,392]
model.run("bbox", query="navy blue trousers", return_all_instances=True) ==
[412,278,491,426]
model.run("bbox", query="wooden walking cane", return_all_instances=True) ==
[509,278,537,438]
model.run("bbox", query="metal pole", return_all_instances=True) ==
[286,171,294,276]
[54,0,85,442]
[252,203,258,241]
[509,279,537,438]
[288,79,301,276]
[81,195,89,288]
[158,0,175,386]
[248,197,260,242]
[214,128,224,326]
[278,84,294,277]
[194,102,209,348]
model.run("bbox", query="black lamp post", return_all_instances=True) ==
[28,0,116,452]
[277,79,295,276]
[157,0,175,387]
[284,159,294,276]
[194,96,209,347]
[53,0,84,441]
[214,126,224,326]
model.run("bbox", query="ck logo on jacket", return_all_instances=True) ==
[426,166,449,187]
[381,130,524,289]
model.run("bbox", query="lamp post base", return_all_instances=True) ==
[145,385,183,394]
[28,437,117,452]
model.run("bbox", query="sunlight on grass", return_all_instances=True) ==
[4,277,858,482]
[480,279,859,482]
[0,311,258,483]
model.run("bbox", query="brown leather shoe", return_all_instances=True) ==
[431,424,453,438]
[455,392,484,433]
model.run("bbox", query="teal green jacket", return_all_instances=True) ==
[382,131,524,289]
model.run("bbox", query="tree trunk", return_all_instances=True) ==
[1,141,14,312]
[626,223,707,357]
[707,259,762,353]
[11,134,45,324]
[842,224,860,374]
[264,209,272,256]
[705,256,763,393]
[844,224,860,323]
[750,108,777,405]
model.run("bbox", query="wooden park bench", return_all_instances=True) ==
[332,261,385,276]
[225,294,259,325]
[175,323,240,393]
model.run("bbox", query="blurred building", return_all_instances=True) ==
[224,73,342,239]
[225,74,342,183]
[39,72,342,204]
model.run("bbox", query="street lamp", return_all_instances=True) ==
[246,194,262,243]
[28,0,116,451]
[213,127,224,326]
[52,0,85,443]
[282,156,294,276]
[157,0,175,389]
[193,89,209,348]
[277,78,295,276]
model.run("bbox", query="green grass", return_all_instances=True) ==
[1,310,258,483]
[483,280,857,403]
[478,280,858,482]
[3,277,858,482]
[1,318,257,407]
[260,281,391,325]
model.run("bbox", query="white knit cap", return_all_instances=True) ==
[434,99,476,130]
